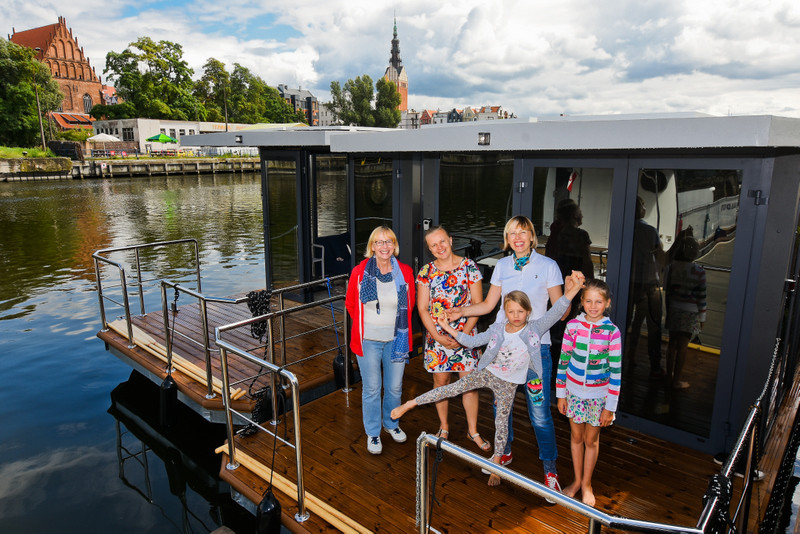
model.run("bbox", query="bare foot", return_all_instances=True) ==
[488,473,501,486]
[390,400,416,420]
[581,486,596,507]
[562,481,581,498]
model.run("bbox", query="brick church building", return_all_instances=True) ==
[9,16,116,130]
[383,17,408,112]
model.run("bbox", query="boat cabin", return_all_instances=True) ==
[185,115,800,457]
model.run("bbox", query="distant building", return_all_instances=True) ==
[318,103,335,127]
[462,107,478,122]
[420,110,436,126]
[399,109,420,129]
[92,118,255,154]
[9,16,113,130]
[478,106,504,120]
[383,17,408,112]
[447,109,463,123]
[277,85,318,126]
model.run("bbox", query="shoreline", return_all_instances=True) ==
[0,156,261,181]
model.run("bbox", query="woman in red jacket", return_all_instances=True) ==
[345,226,415,455]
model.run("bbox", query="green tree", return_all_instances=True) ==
[89,101,137,120]
[0,39,63,147]
[327,74,401,127]
[194,58,229,122]
[103,37,203,120]
[374,78,401,128]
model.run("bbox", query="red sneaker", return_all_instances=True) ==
[481,452,512,474]
[544,472,561,504]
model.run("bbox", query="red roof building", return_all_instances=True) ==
[10,16,107,129]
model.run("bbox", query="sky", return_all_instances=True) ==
[5,0,800,119]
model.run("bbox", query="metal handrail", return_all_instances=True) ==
[93,239,201,347]
[214,278,350,524]
[416,338,786,533]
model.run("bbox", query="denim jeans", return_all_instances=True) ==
[502,344,557,463]
[357,339,406,437]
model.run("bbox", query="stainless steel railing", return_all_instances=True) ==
[416,339,786,533]
[93,239,202,347]
[214,276,351,524]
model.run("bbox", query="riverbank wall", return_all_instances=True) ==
[1,157,261,181]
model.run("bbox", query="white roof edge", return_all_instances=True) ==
[183,115,800,152]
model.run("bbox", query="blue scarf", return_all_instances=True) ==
[514,254,531,271]
[359,256,410,362]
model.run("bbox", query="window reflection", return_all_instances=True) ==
[354,157,393,255]
[266,160,299,284]
[621,168,742,437]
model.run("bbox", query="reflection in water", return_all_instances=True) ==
[0,174,270,531]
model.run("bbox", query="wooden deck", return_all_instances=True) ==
[97,290,348,418]
[96,289,800,532]
[217,356,763,533]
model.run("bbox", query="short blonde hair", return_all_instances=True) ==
[502,215,538,251]
[365,226,399,258]
[504,290,532,313]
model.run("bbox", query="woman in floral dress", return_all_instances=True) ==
[416,226,489,451]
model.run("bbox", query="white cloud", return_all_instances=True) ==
[4,0,800,118]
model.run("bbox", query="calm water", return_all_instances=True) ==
[0,175,269,532]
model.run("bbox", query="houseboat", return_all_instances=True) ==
[95,115,800,532]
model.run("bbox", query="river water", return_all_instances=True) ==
[0,174,270,532]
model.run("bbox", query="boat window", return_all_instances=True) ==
[621,168,742,437]
[532,166,614,282]
[312,155,350,277]
[438,153,514,261]
[266,159,299,284]
[353,156,393,256]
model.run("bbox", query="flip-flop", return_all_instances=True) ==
[468,432,491,451]
[435,428,450,439]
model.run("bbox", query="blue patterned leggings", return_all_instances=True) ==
[415,368,518,454]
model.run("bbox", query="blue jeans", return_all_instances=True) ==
[358,340,406,437]
[501,344,557,463]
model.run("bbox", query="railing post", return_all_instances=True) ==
[161,283,172,369]
[343,309,352,392]
[94,256,108,331]
[267,317,280,425]
[219,346,239,470]
[737,425,757,533]
[120,266,135,348]
[193,239,202,293]
[290,376,309,522]
[134,248,145,315]
[416,435,430,533]
[588,518,602,534]
[198,296,215,399]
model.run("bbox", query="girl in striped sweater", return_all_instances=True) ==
[556,279,621,506]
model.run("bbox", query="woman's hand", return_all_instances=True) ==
[446,307,464,321]
[435,315,461,348]
[557,397,567,415]
[599,409,615,427]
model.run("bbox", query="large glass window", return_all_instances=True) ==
[266,159,299,285]
[438,153,514,260]
[353,157,393,257]
[312,156,349,277]
[532,166,615,281]
[621,168,742,437]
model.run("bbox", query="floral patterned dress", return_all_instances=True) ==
[417,258,483,372]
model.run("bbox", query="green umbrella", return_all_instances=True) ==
[146,133,179,143]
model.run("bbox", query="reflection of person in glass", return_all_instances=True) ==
[626,197,664,378]
[665,234,706,389]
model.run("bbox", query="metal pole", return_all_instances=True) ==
[267,317,280,425]
[199,295,215,398]
[135,249,145,315]
[290,375,309,522]
[737,427,757,533]
[343,309,352,392]
[161,283,172,367]
[219,346,239,470]
[95,256,108,331]
[417,435,430,533]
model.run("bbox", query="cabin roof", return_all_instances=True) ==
[184,115,800,153]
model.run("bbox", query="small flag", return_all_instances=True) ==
[567,171,577,192]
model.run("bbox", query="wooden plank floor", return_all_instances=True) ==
[98,293,347,414]
[221,357,733,533]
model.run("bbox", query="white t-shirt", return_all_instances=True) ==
[489,252,563,344]
[363,279,398,342]
[487,330,530,384]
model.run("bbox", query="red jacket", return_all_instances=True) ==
[345,258,416,357]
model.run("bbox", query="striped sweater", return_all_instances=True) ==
[555,313,622,412]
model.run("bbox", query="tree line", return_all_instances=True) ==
[0,35,403,148]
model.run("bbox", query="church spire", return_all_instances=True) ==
[389,14,403,74]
